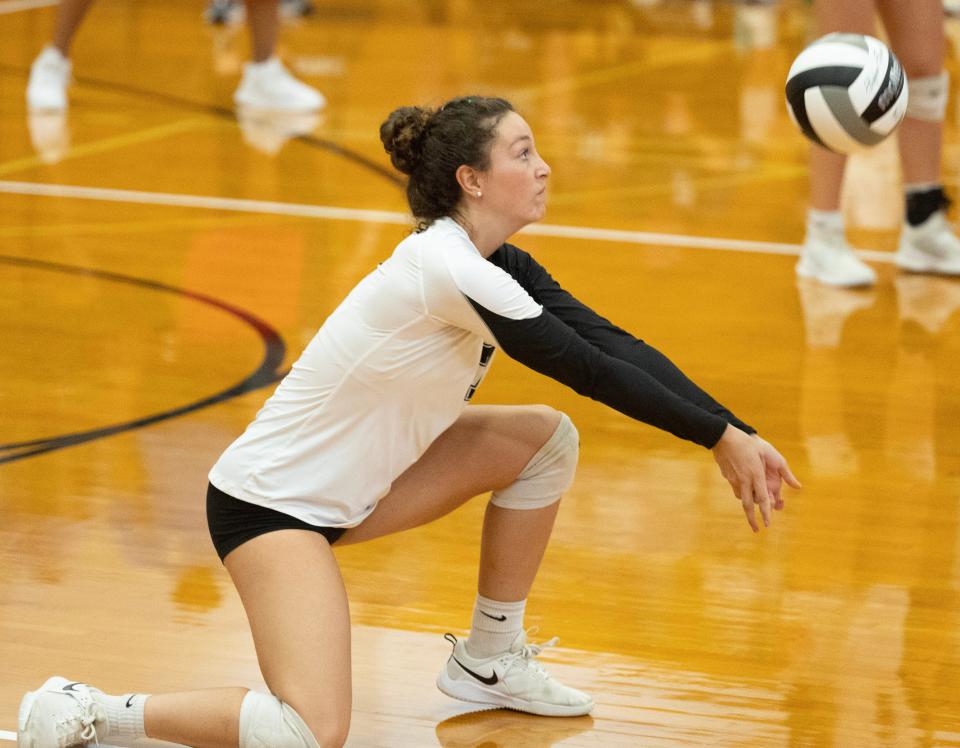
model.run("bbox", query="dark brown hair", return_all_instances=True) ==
[380,96,514,229]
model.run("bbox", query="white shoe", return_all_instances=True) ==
[896,210,960,276]
[436,631,594,717]
[233,57,325,112]
[796,230,877,288]
[26,46,71,111]
[18,676,105,748]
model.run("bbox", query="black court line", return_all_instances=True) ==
[0,63,404,188]
[0,255,287,464]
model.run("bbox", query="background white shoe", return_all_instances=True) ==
[18,676,105,748]
[26,46,71,111]
[896,211,960,275]
[233,57,325,112]
[436,631,594,717]
[796,235,877,287]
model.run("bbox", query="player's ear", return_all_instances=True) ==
[456,165,483,198]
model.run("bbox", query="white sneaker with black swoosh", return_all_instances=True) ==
[18,676,106,747]
[436,630,594,717]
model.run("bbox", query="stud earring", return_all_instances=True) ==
[476,191,482,198]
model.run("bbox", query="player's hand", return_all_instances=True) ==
[752,434,801,511]
[711,424,771,532]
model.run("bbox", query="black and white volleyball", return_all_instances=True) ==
[785,33,909,154]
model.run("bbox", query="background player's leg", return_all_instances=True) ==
[808,0,876,212]
[50,0,97,55]
[878,0,945,185]
[797,0,880,286]
[234,0,325,111]
[245,0,281,63]
[877,0,960,275]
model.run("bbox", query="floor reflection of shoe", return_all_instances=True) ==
[236,109,321,154]
[435,708,595,748]
[895,274,960,335]
[436,631,594,717]
[796,278,877,349]
[27,110,70,164]
[233,56,325,112]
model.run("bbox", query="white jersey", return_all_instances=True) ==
[208,218,541,527]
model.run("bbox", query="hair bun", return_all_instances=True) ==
[380,106,434,175]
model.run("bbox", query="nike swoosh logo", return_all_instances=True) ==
[480,611,507,622]
[453,656,499,686]
[125,695,137,708]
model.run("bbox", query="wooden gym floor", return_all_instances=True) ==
[1,1,960,745]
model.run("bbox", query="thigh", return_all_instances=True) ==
[338,404,562,546]
[224,530,352,743]
[877,0,945,74]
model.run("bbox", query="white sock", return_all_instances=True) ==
[807,208,844,241]
[92,691,149,746]
[465,594,526,659]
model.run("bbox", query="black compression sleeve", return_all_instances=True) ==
[465,296,729,447]
[490,244,755,435]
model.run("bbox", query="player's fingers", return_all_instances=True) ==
[741,497,759,533]
[768,480,784,510]
[754,476,772,528]
[780,463,802,489]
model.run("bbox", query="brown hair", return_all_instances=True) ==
[380,96,514,230]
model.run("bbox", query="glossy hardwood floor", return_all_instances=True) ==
[2,1,960,745]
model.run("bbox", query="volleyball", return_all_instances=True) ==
[785,33,908,154]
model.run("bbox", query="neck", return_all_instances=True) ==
[453,207,520,258]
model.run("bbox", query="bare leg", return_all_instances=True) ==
[137,532,351,748]
[478,502,560,601]
[51,0,97,56]
[226,531,352,747]
[245,0,281,62]
[340,404,566,601]
[878,0,946,184]
[809,0,877,211]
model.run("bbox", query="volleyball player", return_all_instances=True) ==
[17,96,799,748]
[798,0,960,286]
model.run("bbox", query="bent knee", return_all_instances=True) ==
[491,410,579,510]
[240,690,350,748]
[290,701,351,748]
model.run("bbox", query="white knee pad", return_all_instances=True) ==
[906,71,949,122]
[239,690,320,748]
[490,413,579,510]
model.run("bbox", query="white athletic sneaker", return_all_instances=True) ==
[26,46,71,111]
[18,676,105,748]
[233,57,325,112]
[436,631,594,717]
[796,230,877,288]
[896,211,960,276]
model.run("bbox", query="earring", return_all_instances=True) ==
[476,191,482,198]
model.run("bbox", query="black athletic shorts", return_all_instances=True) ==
[206,482,347,562]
